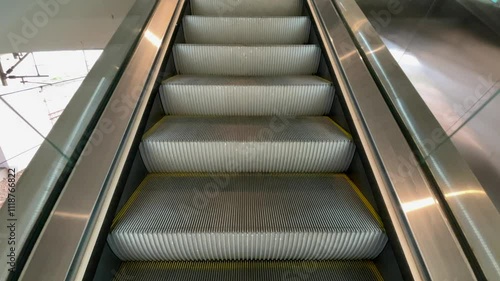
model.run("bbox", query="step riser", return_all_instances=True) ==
[141,142,354,173]
[109,232,386,261]
[160,84,334,116]
[191,0,303,16]
[173,45,321,76]
[183,17,311,44]
[140,117,354,173]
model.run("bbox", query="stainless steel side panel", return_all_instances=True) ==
[18,0,184,280]
[333,1,500,279]
[308,0,476,280]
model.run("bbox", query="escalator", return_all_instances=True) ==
[104,0,389,279]
[15,0,484,280]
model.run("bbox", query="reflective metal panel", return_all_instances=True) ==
[18,0,183,280]
[0,1,157,280]
[308,0,477,280]
[334,1,500,279]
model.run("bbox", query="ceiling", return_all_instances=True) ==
[0,0,136,54]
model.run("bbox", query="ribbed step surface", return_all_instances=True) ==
[183,16,311,44]
[173,45,321,76]
[140,116,355,173]
[161,75,334,116]
[108,174,386,261]
[113,261,383,281]
[191,0,303,16]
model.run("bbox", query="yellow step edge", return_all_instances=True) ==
[341,174,384,228]
[327,117,353,139]
[368,261,385,281]
[111,176,153,230]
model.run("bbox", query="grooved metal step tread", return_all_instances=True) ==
[160,75,334,116]
[108,174,386,261]
[113,261,384,281]
[173,45,321,76]
[191,0,303,16]
[140,116,355,173]
[183,16,311,44]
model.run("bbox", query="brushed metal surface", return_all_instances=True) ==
[308,0,477,280]
[334,0,500,279]
[190,0,303,16]
[173,45,322,76]
[183,16,311,44]
[161,75,334,116]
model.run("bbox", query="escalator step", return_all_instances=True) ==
[183,16,311,44]
[108,174,386,261]
[190,0,303,17]
[161,75,334,116]
[113,261,383,280]
[173,45,321,76]
[140,116,355,173]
